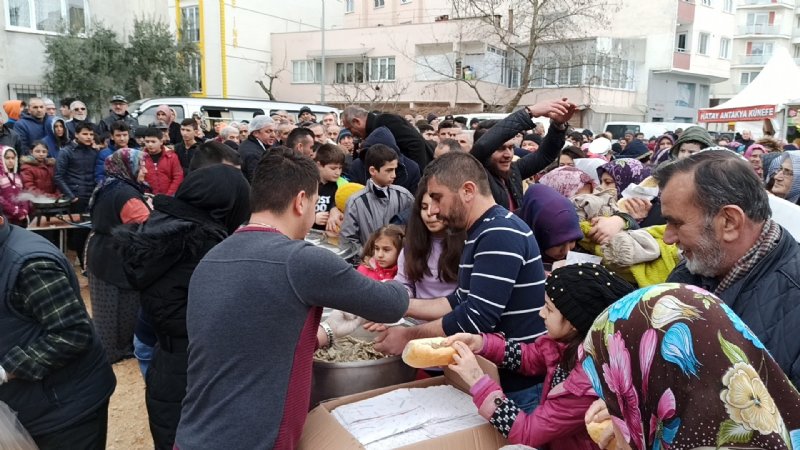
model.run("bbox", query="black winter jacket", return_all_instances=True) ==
[0,123,22,154]
[55,143,98,200]
[366,113,434,170]
[667,226,800,388]
[98,110,139,148]
[238,135,267,183]
[470,108,566,210]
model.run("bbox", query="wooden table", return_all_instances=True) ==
[27,214,91,253]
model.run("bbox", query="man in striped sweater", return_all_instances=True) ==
[374,152,546,412]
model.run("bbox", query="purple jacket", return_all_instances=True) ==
[470,334,600,450]
[394,237,457,298]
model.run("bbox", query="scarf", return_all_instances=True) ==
[538,166,596,199]
[89,148,147,212]
[715,219,781,295]
[597,158,652,200]
[582,283,800,450]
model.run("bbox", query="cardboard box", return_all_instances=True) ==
[299,358,506,450]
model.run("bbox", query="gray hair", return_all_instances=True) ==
[42,97,55,107]
[249,115,274,132]
[220,126,240,139]
[69,100,86,110]
[342,105,368,125]
[653,149,771,223]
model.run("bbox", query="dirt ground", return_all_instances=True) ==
[79,271,153,449]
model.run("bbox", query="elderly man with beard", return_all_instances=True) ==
[372,152,548,413]
[658,150,800,388]
[469,99,575,212]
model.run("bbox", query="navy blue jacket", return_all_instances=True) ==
[13,112,47,154]
[345,126,420,194]
[55,143,98,201]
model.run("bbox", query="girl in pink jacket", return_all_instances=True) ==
[356,225,403,281]
[446,264,635,450]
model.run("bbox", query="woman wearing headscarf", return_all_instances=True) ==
[155,104,181,145]
[539,166,597,199]
[87,148,151,363]
[650,135,674,167]
[518,184,584,268]
[583,283,800,450]
[596,159,652,200]
[744,143,766,179]
[769,152,800,203]
[114,164,250,449]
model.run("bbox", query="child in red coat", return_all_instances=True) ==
[357,225,403,281]
[142,127,183,195]
[21,141,59,197]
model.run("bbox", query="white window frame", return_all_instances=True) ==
[4,0,90,35]
[292,60,322,84]
[345,0,354,13]
[676,33,688,52]
[723,0,733,13]
[701,0,711,6]
[368,56,396,81]
[719,37,731,59]
[374,0,385,8]
[698,32,710,55]
[188,55,202,93]
[740,71,760,85]
[335,61,366,84]
[181,5,200,43]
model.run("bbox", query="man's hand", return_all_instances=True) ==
[326,207,343,234]
[619,198,651,221]
[588,216,625,245]
[325,310,364,338]
[448,341,485,388]
[443,333,484,353]
[315,211,330,226]
[363,321,388,333]
[528,98,577,124]
[373,326,412,355]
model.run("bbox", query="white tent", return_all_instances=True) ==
[698,47,800,136]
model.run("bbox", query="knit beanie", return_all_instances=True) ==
[335,182,365,212]
[3,100,22,121]
[545,263,635,335]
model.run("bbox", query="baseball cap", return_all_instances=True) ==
[110,95,128,104]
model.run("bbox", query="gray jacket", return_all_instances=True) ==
[340,179,413,245]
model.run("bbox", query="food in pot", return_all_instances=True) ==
[314,336,387,363]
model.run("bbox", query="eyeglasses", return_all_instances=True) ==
[72,107,86,111]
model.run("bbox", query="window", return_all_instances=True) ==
[292,60,322,83]
[676,33,687,52]
[723,0,733,12]
[374,0,384,7]
[369,57,395,81]
[675,82,696,107]
[719,37,731,59]
[740,71,760,85]
[701,0,711,6]
[345,0,354,13]
[794,44,800,59]
[746,12,769,33]
[750,41,773,56]
[188,55,202,92]
[181,6,200,43]
[5,0,88,33]
[335,62,365,83]
[698,32,710,55]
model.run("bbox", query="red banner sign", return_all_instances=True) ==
[697,104,777,123]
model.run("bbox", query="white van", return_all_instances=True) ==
[129,97,340,128]
[439,112,550,130]
[603,121,697,140]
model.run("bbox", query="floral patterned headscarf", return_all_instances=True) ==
[538,166,597,199]
[596,158,651,200]
[581,283,800,450]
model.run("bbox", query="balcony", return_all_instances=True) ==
[677,1,695,24]
[737,24,791,36]
[739,0,794,7]
[673,51,691,70]
[735,53,773,65]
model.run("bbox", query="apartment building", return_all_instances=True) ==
[711,0,800,105]
[0,0,166,102]
[270,0,736,131]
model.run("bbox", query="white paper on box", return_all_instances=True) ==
[564,251,602,266]
[331,385,487,449]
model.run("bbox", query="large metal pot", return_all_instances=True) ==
[304,229,362,266]
[310,327,417,406]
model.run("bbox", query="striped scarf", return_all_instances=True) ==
[715,219,781,295]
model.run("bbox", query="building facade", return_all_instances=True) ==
[711,0,800,105]
[0,0,167,102]
[166,0,342,99]
[270,0,737,132]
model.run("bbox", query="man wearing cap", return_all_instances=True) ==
[239,115,277,182]
[98,95,139,148]
[297,106,315,124]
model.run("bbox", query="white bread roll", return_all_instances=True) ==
[401,337,457,368]
[586,419,617,449]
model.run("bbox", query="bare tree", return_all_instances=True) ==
[256,47,289,100]
[402,0,618,112]
[329,80,410,112]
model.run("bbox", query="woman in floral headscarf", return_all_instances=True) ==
[539,165,597,199]
[582,283,800,450]
[596,159,652,200]
[87,148,151,363]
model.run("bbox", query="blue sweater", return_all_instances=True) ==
[443,205,546,392]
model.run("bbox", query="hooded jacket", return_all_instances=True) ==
[143,148,184,196]
[1,147,28,222]
[345,126,421,193]
[43,116,72,159]
[471,108,567,211]
[668,126,714,159]
[2,100,22,126]
[13,111,47,154]
[0,123,22,155]
[365,112,434,170]
[20,154,58,196]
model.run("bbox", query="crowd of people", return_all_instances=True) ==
[1,93,799,450]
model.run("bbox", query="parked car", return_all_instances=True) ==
[603,121,697,140]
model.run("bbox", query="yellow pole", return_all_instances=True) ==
[198,0,207,97]
[219,0,228,98]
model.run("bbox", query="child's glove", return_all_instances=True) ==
[325,310,365,338]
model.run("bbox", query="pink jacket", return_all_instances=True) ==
[470,334,599,450]
[356,260,398,281]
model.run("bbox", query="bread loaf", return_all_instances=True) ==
[401,337,457,368]
[586,419,617,449]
